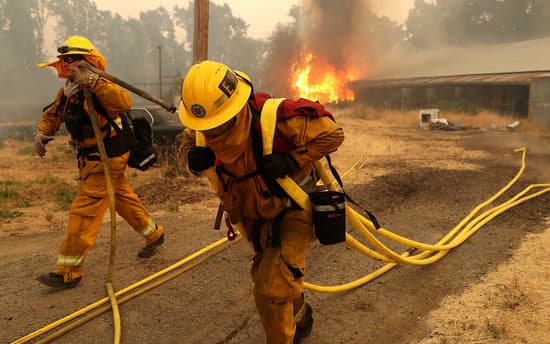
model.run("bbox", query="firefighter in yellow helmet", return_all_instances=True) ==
[35,35,165,289]
[179,60,344,343]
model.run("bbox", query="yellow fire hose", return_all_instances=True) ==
[250,102,549,291]
[11,90,548,343]
[82,89,121,343]
[11,146,547,343]
[11,236,240,344]
[303,148,550,292]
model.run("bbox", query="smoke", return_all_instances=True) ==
[300,0,367,68]
[259,0,402,96]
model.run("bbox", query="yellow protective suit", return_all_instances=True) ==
[37,56,163,283]
[182,104,344,343]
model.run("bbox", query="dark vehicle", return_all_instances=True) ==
[128,106,184,145]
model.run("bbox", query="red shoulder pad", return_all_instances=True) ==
[248,93,335,154]
[248,92,273,113]
[248,93,335,123]
[277,98,335,122]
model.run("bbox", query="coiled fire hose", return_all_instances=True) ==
[12,93,549,343]
[254,101,550,292]
[11,145,548,343]
[303,147,550,292]
[82,89,121,343]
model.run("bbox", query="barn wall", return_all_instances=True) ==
[356,84,530,117]
[529,77,550,129]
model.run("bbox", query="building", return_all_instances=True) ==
[350,37,550,129]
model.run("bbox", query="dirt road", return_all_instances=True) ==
[1,112,549,343]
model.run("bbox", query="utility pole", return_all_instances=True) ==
[157,45,162,98]
[193,0,209,63]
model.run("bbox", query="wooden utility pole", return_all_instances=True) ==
[193,0,209,64]
[157,45,162,98]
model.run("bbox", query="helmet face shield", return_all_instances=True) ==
[179,60,252,131]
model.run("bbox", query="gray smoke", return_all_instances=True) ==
[260,0,399,96]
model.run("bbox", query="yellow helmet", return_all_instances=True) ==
[57,35,95,56]
[179,60,252,131]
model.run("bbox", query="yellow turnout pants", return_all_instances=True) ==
[250,208,314,343]
[54,152,163,282]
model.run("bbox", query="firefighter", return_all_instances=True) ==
[35,35,165,289]
[179,60,345,343]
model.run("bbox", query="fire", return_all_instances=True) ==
[292,53,355,104]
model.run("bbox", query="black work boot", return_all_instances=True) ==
[293,302,313,344]
[137,233,165,258]
[38,272,81,289]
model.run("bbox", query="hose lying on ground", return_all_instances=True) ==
[12,148,548,343]
[304,147,550,292]
[11,237,241,344]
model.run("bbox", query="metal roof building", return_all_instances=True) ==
[350,37,550,129]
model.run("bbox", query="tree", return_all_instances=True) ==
[0,0,267,120]
[405,0,550,48]
[173,1,267,85]
[0,0,51,118]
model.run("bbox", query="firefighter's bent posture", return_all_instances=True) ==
[179,60,345,343]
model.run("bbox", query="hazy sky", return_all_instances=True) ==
[93,0,415,39]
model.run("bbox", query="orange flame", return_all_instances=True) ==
[292,53,355,104]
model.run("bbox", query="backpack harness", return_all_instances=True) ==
[58,91,129,161]
[203,95,380,248]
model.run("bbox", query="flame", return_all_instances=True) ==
[292,53,355,104]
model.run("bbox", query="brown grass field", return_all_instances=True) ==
[1,107,549,343]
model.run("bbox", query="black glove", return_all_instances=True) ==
[258,153,299,180]
[187,146,216,174]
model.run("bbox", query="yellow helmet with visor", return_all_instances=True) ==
[179,60,252,131]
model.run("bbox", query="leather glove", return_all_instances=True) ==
[258,153,299,180]
[34,134,55,158]
[72,65,99,88]
[187,146,216,174]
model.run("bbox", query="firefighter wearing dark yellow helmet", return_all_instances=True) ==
[179,60,345,343]
[35,35,165,289]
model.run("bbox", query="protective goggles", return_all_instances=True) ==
[57,45,92,54]
[61,55,84,63]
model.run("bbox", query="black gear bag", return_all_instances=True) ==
[121,113,158,170]
[310,155,382,245]
[104,113,158,171]
[309,190,347,245]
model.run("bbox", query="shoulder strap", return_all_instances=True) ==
[259,98,286,156]
[256,97,311,209]
[260,98,381,228]
[324,155,381,229]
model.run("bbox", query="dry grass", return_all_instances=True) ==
[338,104,548,133]
[0,135,177,237]
[0,110,548,342]
[328,105,550,344]
[415,218,550,344]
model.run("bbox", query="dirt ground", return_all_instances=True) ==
[1,109,549,344]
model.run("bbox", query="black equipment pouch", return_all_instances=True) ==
[76,133,129,159]
[309,155,381,245]
[120,113,158,171]
[102,112,158,171]
[309,190,346,245]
